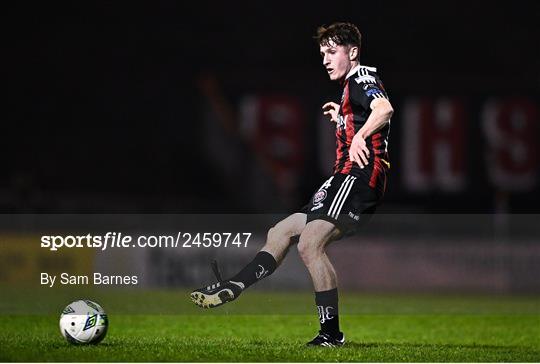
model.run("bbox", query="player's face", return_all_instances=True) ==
[320,41,355,81]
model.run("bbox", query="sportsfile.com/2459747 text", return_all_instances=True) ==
[40,232,252,251]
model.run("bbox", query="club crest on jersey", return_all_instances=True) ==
[311,189,327,211]
[313,190,327,204]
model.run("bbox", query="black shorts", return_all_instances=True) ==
[300,173,383,236]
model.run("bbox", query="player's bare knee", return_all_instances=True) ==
[266,226,283,243]
[297,238,323,266]
[263,226,288,252]
[269,219,301,245]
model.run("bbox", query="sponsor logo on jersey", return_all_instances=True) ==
[366,88,383,96]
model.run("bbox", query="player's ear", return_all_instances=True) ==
[349,46,358,61]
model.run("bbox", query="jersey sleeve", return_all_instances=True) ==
[349,72,389,110]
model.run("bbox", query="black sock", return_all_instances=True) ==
[315,288,340,336]
[230,251,277,289]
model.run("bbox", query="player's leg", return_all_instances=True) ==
[191,213,307,308]
[297,219,345,347]
[261,212,307,264]
[297,219,340,291]
[226,212,306,288]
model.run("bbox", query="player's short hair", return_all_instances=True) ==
[315,22,362,58]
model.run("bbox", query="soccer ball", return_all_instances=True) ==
[59,300,109,344]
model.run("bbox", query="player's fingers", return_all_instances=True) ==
[360,149,369,166]
[354,146,366,166]
[323,111,337,123]
[362,146,370,161]
[322,102,333,110]
[355,154,365,168]
[323,102,339,110]
[350,150,364,168]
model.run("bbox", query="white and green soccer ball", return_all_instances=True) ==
[59,300,108,344]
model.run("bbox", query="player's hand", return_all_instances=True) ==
[322,102,340,123]
[349,134,370,168]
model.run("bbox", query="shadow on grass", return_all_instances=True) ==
[50,342,117,349]
[345,341,537,352]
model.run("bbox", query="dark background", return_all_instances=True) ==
[5,1,540,213]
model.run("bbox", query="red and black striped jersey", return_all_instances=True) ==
[334,65,391,189]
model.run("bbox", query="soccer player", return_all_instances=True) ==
[191,22,393,347]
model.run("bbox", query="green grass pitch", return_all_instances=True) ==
[0,288,539,362]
